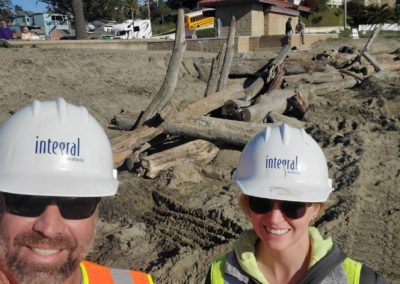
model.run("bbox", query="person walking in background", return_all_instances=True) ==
[296,19,305,45]
[0,20,13,40]
[285,17,293,45]
[0,98,153,284]
[205,124,388,283]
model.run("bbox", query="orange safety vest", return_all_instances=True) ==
[80,260,153,284]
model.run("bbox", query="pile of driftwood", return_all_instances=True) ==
[109,9,399,179]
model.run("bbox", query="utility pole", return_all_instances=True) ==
[147,0,151,20]
[344,0,347,29]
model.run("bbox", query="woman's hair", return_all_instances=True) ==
[239,194,251,218]
[238,194,332,225]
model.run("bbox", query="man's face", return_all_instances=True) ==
[0,22,5,28]
[0,194,98,284]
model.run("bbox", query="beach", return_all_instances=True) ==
[0,37,399,283]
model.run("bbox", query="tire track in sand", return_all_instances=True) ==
[345,131,399,282]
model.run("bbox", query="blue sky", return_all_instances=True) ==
[13,0,48,13]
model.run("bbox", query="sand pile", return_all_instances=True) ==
[0,37,398,283]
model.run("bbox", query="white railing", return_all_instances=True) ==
[358,23,400,32]
[304,26,344,33]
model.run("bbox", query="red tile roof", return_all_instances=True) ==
[199,0,310,12]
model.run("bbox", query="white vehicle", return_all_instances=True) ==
[111,19,152,39]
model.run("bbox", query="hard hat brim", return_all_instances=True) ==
[235,176,333,203]
[0,174,119,197]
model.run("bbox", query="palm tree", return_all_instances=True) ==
[366,3,394,24]
[71,0,88,39]
[123,0,140,20]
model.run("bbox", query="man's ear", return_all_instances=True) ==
[0,194,5,216]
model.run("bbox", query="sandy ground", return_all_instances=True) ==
[0,36,399,283]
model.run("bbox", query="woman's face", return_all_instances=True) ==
[248,197,321,252]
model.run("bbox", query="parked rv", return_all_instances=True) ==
[109,19,152,39]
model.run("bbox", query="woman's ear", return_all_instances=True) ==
[309,203,323,225]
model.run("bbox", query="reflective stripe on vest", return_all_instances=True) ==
[210,252,363,284]
[80,260,153,284]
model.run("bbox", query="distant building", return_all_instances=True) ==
[199,0,310,36]
[12,13,71,40]
[326,0,396,6]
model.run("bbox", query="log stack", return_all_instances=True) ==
[109,14,399,178]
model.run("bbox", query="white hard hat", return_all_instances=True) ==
[0,98,119,197]
[233,123,333,202]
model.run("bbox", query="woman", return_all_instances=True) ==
[21,26,33,40]
[206,124,387,284]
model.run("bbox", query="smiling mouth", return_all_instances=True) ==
[30,247,62,256]
[264,226,289,235]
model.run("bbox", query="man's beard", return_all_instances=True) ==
[0,231,93,284]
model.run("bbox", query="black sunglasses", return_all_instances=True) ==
[3,193,100,220]
[248,196,310,219]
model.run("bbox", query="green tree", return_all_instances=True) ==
[39,0,124,21]
[123,0,140,20]
[0,0,13,19]
[304,0,329,12]
[366,3,394,24]
[347,0,368,26]
[14,4,23,14]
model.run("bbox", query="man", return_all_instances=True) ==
[285,17,293,45]
[0,98,153,284]
[296,19,305,45]
[0,20,13,40]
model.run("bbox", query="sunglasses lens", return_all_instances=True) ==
[4,194,48,217]
[58,197,100,220]
[248,196,307,219]
[281,201,307,219]
[248,196,273,214]
[3,193,100,220]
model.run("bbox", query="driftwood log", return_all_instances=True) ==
[204,55,218,97]
[136,9,186,126]
[109,111,141,131]
[221,99,252,118]
[112,126,164,168]
[284,61,330,75]
[204,43,227,97]
[140,139,219,178]
[182,83,244,115]
[217,15,236,91]
[240,89,297,123]
[361,24,382,53]
[298,76,358,97]
[284,70,344,86]
[163,113,280,146]
[362,51,383,72]
[243,44,291,101]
